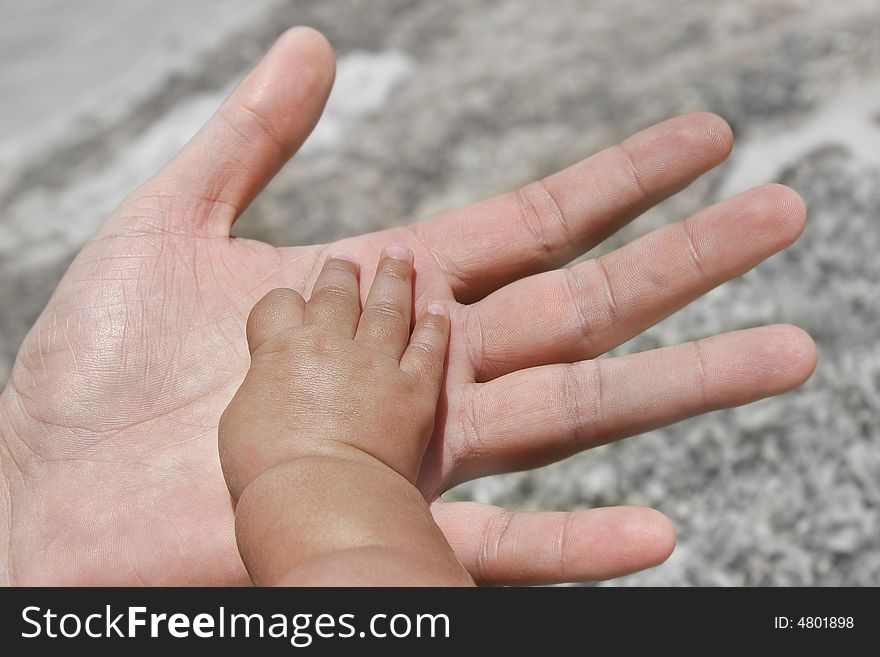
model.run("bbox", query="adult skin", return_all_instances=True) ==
[0,27,816,585]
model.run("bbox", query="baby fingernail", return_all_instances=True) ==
[384,244,412,261]
[427,301,448,317]
[331,251,356,262]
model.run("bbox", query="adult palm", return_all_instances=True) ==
[0,29,815,585]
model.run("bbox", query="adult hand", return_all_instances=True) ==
[0,28,815,585]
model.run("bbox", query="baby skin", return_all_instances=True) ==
[219,245,474,586]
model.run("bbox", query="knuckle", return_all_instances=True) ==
[305,329,343,353]
[406,339,436,359]
[252,287,299,316]
[312,282,354,303]
[407,344,442,378]
[421,312,448,331]
[379,259,412,282]
[366,299,406,322]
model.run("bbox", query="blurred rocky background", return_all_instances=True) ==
[1,0,879,585]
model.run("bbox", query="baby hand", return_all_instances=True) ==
[219,246,469,585]
[220,245,448,498]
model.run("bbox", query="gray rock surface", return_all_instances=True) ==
[2,0,879,585]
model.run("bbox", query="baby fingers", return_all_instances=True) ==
[355,245,414,359]
[304,252,361,337]
[400,302,450,392]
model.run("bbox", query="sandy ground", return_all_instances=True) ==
[1,0,879,585]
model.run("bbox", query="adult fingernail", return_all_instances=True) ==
[384,244,412,261]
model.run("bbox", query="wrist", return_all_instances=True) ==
[234,455,406,584]
[235,455,468,586]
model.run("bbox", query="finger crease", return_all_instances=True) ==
[464,307,489,381]
[313,284,355,302]
[481,509,515,584]
[692,340,711,411]
[457,387,486,466]
[515,183,558,261]
[616,141,651,202]
[594,256,622,326]
[229,99,287,156]
[680,218,711,284]
[563,267,596,344]
[365,301,406,321]
[556,512,576,581]
[562,362,593,448]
